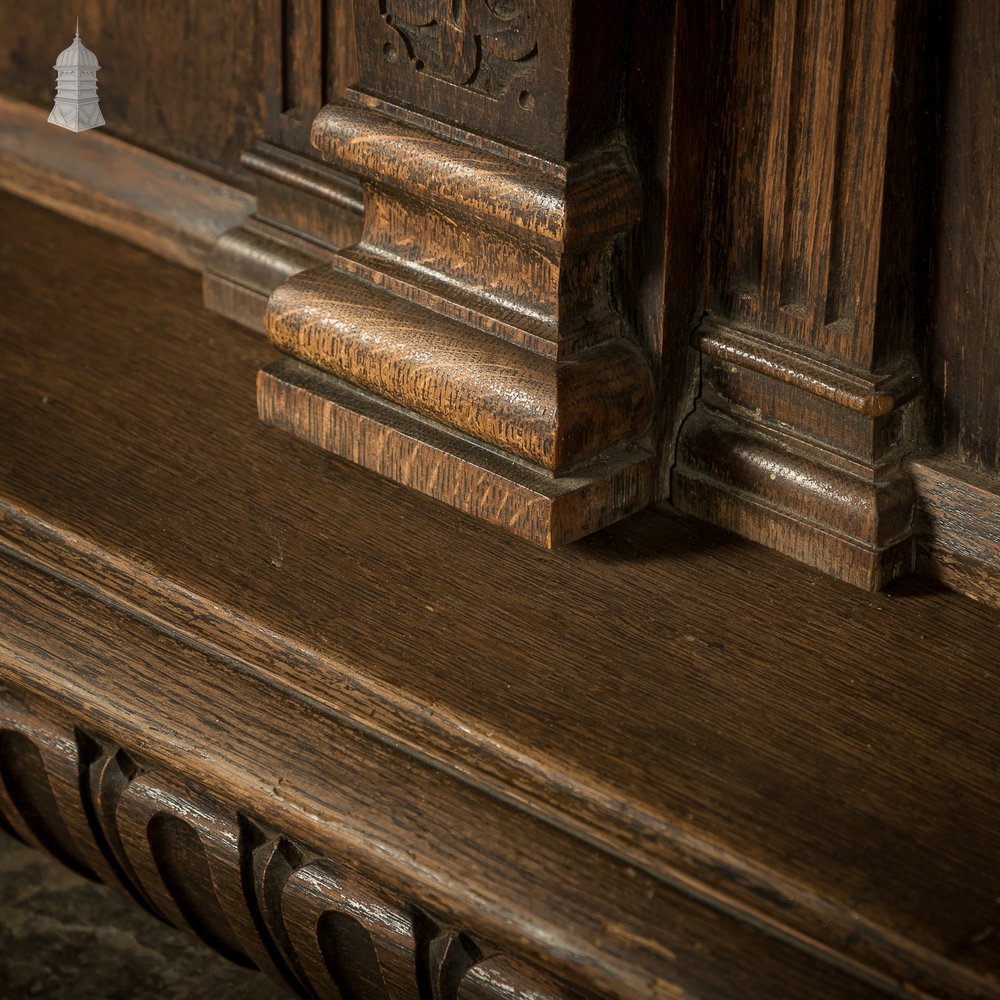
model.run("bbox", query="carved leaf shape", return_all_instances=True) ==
[436,2,480,85]
[476,0,537,62]
[385,0,443,27]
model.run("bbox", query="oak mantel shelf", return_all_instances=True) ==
[1,192,998,999]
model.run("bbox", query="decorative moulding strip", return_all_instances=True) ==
[202,222,329,334]
[0,689,581,1000]
[203,142,364,332]
[310,106,641,244]
[675,316,921,591]
[0,95,252,271]
[0,496,993,1000]
[241,141,364,216]
[698,320,922,417]
[265,270,654,472]
[911,458,1000,608]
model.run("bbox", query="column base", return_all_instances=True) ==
[673,320,920,591]
[258,358,655,548]
[203,143,363,332]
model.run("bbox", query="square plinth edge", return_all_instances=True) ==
[258,358,655,548]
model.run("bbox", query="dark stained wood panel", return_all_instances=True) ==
[675,0,938,588]
[0,0,269,181]
[1,192,999,999]
[706,0,935,370]
[929,0,1000,473]
[0,94,253,270]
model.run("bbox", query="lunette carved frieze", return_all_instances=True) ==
[0,692,581,1000]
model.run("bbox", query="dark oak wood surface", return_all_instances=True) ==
[0,94,253,271]
[2,192,999,998]
[0,0,270,182]
[929,0,1000,474]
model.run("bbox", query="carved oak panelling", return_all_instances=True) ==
[709,0,925,369]
[353,0,624,161]
[379,0,537,99]
[260,0,655,546]
[673,0,934,590]
[0,690,581,1000]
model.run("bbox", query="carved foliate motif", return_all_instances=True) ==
[379,0,537,99]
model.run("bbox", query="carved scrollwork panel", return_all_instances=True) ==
[378,0,538,99]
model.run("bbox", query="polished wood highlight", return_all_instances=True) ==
[261,1,659,547]
[2,193,999,999]
[0,690,579,1000]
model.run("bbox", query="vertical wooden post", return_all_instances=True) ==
[673,0,937,589]
[258,0,660,547]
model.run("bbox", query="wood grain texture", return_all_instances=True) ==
[0,0,270,182]
[912,458,1000,609]
[674,0,938,589]
[204,1,363,331]
[267,266,653,471]
[353,0,626,162]
[0,553,909,1000]
[309,106,639,244]
[675,407,916,591]
[203,143,364,333]
[259,357,654,547]
[2,193,1000,999]
[262,0,357,155]
[263,4,656,542]
[674,321,921,590]
[928,0,1000,474]
[241,143,365,230]
[707,0,934,368]
[0,94,253,271]
[0,690,582,1000]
